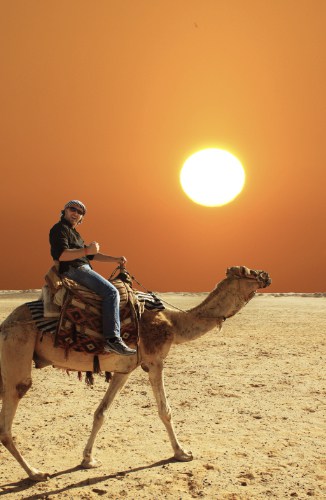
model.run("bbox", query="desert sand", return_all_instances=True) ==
[0,290,325,499]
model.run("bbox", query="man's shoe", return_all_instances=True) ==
[103,338,136,356]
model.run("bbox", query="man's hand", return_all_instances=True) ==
[117,256,127,266]
[87,241,100,255]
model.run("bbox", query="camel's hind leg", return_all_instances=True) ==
[148,360,193,461]
[82,371,130,469]
[0,327,50,481]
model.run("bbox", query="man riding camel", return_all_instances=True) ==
[49,199,136,356]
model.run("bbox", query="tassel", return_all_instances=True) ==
[105,371,112,383]
[85,371,94,385]
[93,355,101,374]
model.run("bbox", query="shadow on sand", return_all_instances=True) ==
[0,458,176,498]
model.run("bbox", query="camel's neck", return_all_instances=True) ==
[170,277,257,345]
[170,308,221,346]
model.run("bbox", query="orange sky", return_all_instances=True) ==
[1,0,325,292]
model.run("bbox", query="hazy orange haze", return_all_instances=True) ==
[1,0,325,292]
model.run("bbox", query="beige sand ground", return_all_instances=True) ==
[0,291,325,499]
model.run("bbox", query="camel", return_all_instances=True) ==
[0,266,271,481]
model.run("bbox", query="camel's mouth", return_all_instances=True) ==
[226,266,272,289]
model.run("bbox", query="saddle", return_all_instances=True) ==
[42,265,142,357]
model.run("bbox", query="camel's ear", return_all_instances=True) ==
[226,266,242,278]
[241,266,251,277]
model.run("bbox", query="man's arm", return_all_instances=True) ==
[92,254,127,265]
[59,240,126,266]
[59,248,89,261]
[59,241,100,261]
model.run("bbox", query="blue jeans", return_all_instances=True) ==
[63,264,120,340]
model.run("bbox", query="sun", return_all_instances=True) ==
[180,148,245,207]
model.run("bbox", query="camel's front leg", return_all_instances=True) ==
[148,361,193,461]
[82,371,130,469]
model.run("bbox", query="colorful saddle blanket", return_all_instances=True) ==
[55,277,140,355]
[29,267,165,357]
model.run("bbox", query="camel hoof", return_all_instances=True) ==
[29,469,50,482]
[174,449,193,462]
[81,457,102,469]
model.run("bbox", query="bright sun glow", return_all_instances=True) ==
[180,148,245,207]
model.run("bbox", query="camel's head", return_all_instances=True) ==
[226,266,272,289]
[207,266,272,320]
[194,265,271,323]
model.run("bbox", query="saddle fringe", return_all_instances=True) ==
[76,370,112,386]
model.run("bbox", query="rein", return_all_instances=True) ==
[110,266,226,322]
[109,266,188,313]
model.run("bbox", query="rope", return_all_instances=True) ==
[152,296,188,314]
[110,267,255,324]
[108,265,121,281]
[110,266,188,313]
[130,271,190,312]
[127,272,224,320]
[112,267,227,320]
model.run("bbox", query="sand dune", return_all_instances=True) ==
[0,291,325,499]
